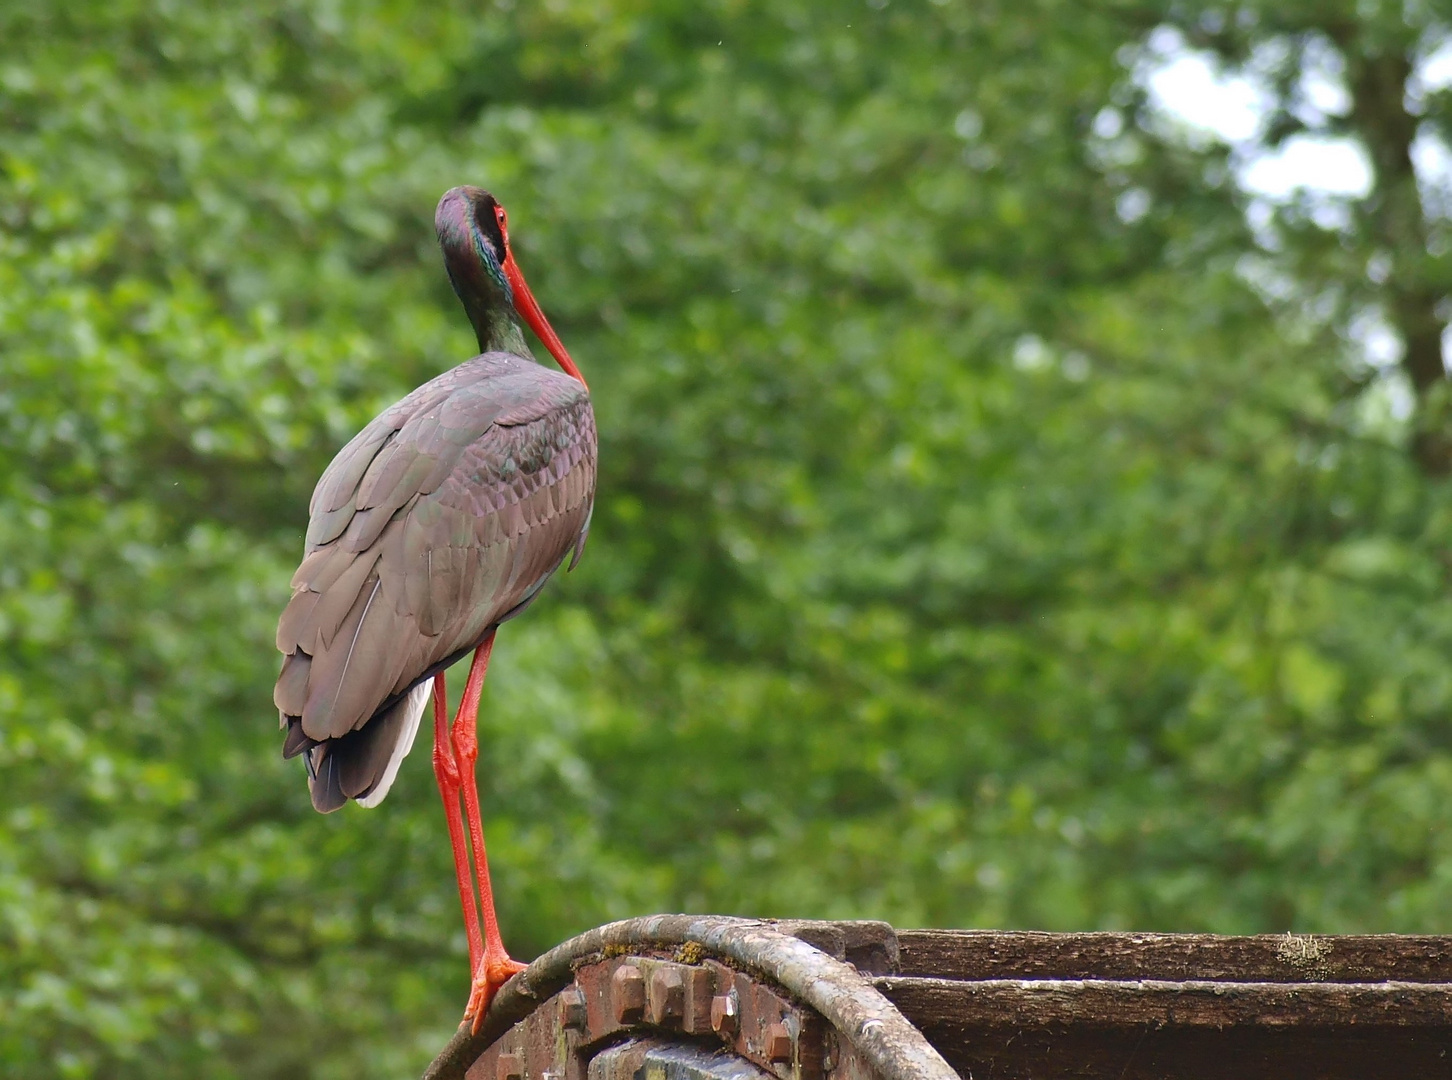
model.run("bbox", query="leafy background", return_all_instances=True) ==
[4,1,1452,1076]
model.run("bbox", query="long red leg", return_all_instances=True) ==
[452,632,526,1032]
[429,671,484,979]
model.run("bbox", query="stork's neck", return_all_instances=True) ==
[456,280,529,357]
[438,222,531,358]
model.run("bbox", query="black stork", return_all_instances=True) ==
[273,186,596,1029]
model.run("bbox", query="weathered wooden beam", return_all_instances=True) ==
[896,929,1452,983]
[889,1024,1452,1080]
[877,975,1452,1027]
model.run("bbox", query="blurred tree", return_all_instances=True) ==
[1163,2,1452,474]
[1,1,1450,1078]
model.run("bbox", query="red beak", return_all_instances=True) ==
[503,250,587,390]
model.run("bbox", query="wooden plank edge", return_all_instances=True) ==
[876,975,1452,1028]
[895,930,1452,984]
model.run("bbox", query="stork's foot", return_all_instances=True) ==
[464,952,528,1034]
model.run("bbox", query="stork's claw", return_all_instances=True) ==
[464,953,528,1034]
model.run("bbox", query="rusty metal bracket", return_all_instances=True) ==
[420,915,957,1080]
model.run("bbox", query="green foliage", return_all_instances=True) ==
[3,1,1451,1077]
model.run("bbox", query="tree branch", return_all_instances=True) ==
[1342,38,1452,474]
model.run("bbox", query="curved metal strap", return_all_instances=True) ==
[421,914,959,1080]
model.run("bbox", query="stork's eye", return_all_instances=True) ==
[494,205,509,239]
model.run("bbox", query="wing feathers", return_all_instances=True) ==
[302,548,380,653]
[274,652,311,716]
[313,425,398,516]
[276,354,596,812]
[275,590,321,654]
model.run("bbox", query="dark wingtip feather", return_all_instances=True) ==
[281,715,319,760]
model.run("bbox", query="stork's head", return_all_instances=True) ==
[434,186,584,387]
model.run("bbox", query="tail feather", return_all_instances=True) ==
[301,680,430,813]
[309,747,348,813]
[357,681,430,807]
